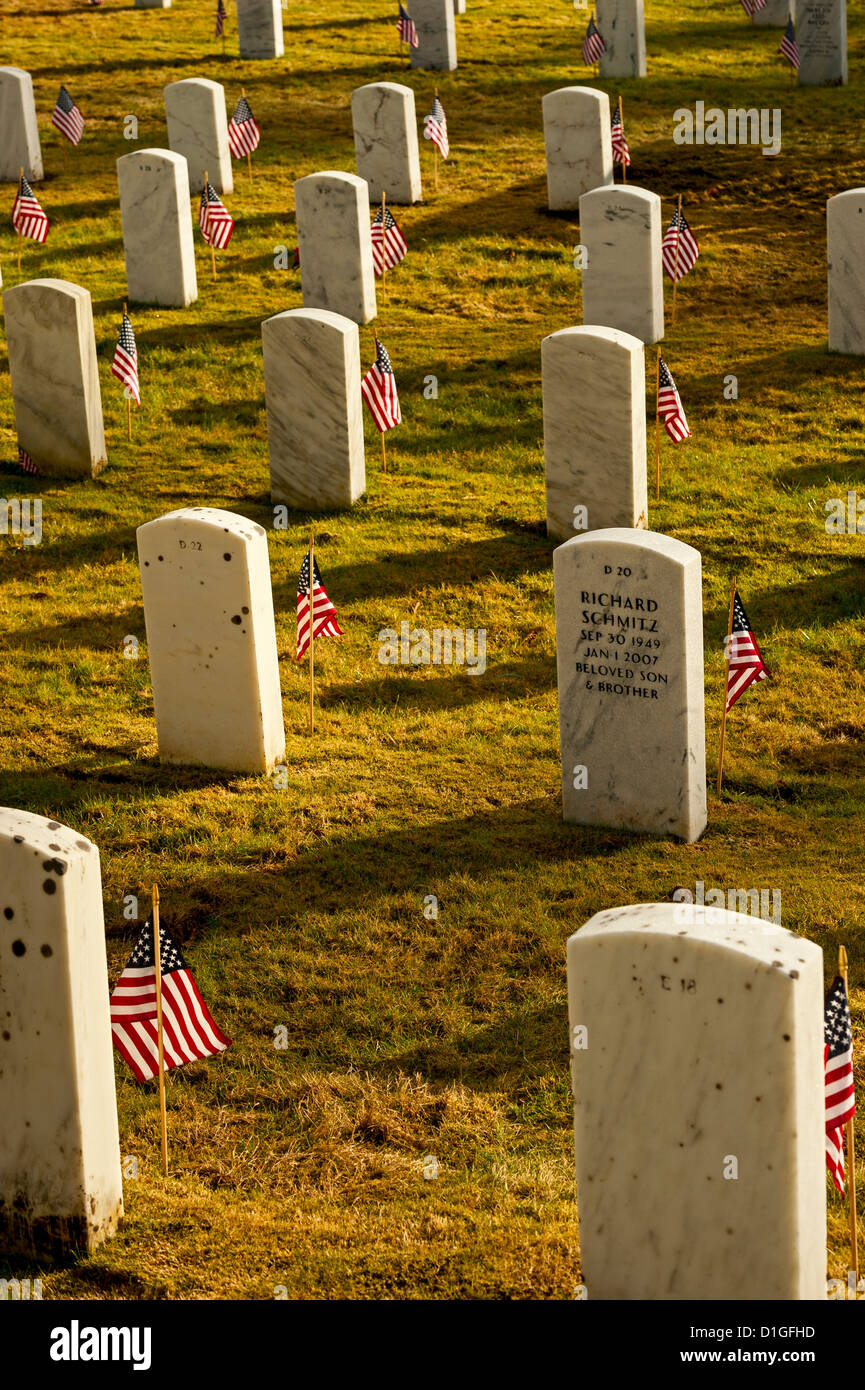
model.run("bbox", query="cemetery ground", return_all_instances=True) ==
[1,0,864,1300]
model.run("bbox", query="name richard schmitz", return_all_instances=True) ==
[576,589,666,700]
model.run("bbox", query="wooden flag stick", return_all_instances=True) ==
[381,191,388,302]
[671,193,682,324]
[16,167,22,272]
[619,95,626,183]
[308,533,315,734]
[152,885,169,1178]
[654,346,661,502]
[124,301,132,442]
[716,577,736,796]
[433,87,439,191]
[839,944,860,1290]
[204,171,217,279]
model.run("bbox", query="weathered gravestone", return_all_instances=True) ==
[410,0,457,70]
[827,187,865,353]
[753,0,790,24]
[543,87,612,213]
[351,82,422,205]
[135,0,171,7]
[795,0,847,83]
[542,326,647,541]
[117,149,198,308]
[164,78,232,195]
[294,171,377,325]
[596,0,646,77]
[0,807,124,1259]
[236,0,284,58]
[262,308,365,510]
[137,508,285,773]
[579,184,664,343]
[567,903,826,1299]
[0,68,42,182]
[3,279,106,478]
[553,529,706,841]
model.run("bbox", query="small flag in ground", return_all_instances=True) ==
[662,206,700,282]
[740,0,767,14]
[112,312,140,406]
[424,95,449,158]
[110,920,232,1084]
[52,85,85,146]
[397,3,419,47]
[228,95,260,159]
[824,975,856,1194]
[611,103,630,167]
[371,206,407,276]
[657,358,690,443]
[199,181,234,248]
[779,17,801,68]
[12,176,49,244]
[216,0,227,36]
[724,590,768,711]
[362,338,402,433]
[17,446,38,475]
[582,16,606,65]
[297,553,343,660]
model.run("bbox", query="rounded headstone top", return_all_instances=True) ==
[554,527,702,568]
[164,77,225,96]
[117,147,188,171]
[351,80,415,98]
[827,188,865,209]
[543,86,610,108]
[2,277,90,307]
[262,306,359,335]
[137,507,267,545]
[0,66,32,81]
[579,183,661,211]
[542,324,645,354]
[294,170,368,193]
[0,806,97,863]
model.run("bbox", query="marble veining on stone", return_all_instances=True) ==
[827,187,865,353]
[596,0,646,77]
[295,171,377,325]
[543,87,612,211]
[351,82,422,205]
[117,149,198,308]
[164,78,232,195]
[410,0,457,70]
[0,67,42,182]
[579,184,664,343]
[236,0,284,58]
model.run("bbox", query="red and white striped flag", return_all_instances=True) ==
[17,446,38,475]
[216,0,227,36]
[611,103,630,168]
[112,311,140,406]
[424,95,449,159]
[228,95,260,159]
[662,206,700,282]
[657,358,690,443]
[824,975,856,1194]
[724,590,768,711]
[582,16,606,65]
[371,205,407,276]
[110,920,231,1084]
[397,3,419,47]
[297,551,343,660]
[199,180,234,248]
[740,0,767,15]
[12,176,49,243]
[52,85,84,146]
[361,338,401,433]
[779,18,801,69]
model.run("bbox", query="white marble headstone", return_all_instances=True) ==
[236,0,284,58]
[262,308,365,511]
[135,0,171,6]
[0,807,123,1258]
[410,0,458,70]
[753,0,790,23]
[294,171,377,325]
[567,903,826,1299]
[454,0,466,11]
[554,529,706,841]
[137,508,286,773]
[827,188,865,354]
[579,184,664,344]
[3,279,106,479]
[164,78,232,195]
[0,68,42,182]
[543,87,612,213]
[795,0,847,83]
[542,326,647,541]
[351,82,422,206]
[596,0,646,77]
[117,149,198,308]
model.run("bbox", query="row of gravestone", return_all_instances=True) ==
[134,0,283,58]
[0,798,828,1298]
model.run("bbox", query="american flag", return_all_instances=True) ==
[779,18,800,68]
[740,0,767,13]
[611,103,630,168]
[361,338,401,433]
[657,358,690,443]
[216,0,227,37]
[297,552,343,661]
[424,96,449,159]
[199,181,234,249]
[824,975,856,1194]
[12,176,49,244]
[18,446,38,475]
[110,920,231,1084]
[397,3,419,47]
[724,590,768,711]
[371,206,407,276]
[52,85,84,146]
[662,206,700,282]
[582,16,606,65]
[228,95,260,159]
[112,312,140,406]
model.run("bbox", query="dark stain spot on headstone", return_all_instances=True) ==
[75,840,90,852]
[47,822,60,830]
[3,908,13,920]
[41,944,53,957]
[158,555,164,562]
[11,940,26,956]
[231,615,242,625]
[224,553,232,561]
[672,956,678,963]
[13,835,23,844]
[745,983,752,990]
[242,606,249,615]
[1,1032,9,1041]
[254,525,265,536]
[788,969,799,979]
[783,1033,790,1041]
[144,560,150,567]
[755,1096,761,1102]
[715,1083,722,1090]
[717,997,723,1004]
[43,880,57,895]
